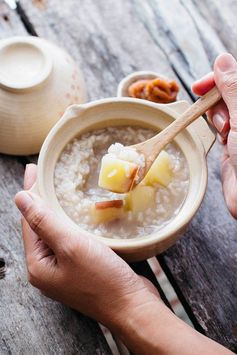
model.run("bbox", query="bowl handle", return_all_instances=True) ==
[29,182,40,196]
[166,100,216,155]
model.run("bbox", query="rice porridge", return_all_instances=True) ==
[54,126,189,239]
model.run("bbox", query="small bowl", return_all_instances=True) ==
[31,75,215,262]
[117,70,178,100]
[0,36,87,155]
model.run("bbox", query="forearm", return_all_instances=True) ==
[110,291,233,355]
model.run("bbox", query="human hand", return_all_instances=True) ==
[15,164,233,355]
[192,53,237,218]
[15,163,159,330]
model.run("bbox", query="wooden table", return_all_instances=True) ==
[0,1,237,353]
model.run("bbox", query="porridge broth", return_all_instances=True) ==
[54,126,189,239]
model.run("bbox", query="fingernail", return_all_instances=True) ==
[216,53,236,72]
[15,191,33,214]
[213,113,225,133]
[194,71,214,85]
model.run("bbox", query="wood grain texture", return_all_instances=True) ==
[0,156,112,354]
[1,0,237,352]
[0,5,111,355]
[17,0,237,351]
[19,0,190,101]
[0,2,26,37]
[131,0,237,350]
[192,0,237,56]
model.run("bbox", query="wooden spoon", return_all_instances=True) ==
[131,86,221,184]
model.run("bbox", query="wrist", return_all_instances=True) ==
[108,289,231,355]
[107,287,165,354]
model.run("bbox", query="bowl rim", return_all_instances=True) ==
[117,70,174,98]
[0,36,53,92]
[36,96,209,251]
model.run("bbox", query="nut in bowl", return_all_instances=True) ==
[32,74,215,262]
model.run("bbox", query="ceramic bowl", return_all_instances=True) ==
[117,70,178,99]
[0,36,87,155]
[31,74,215,261]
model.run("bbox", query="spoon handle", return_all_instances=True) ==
[148,86,221,158]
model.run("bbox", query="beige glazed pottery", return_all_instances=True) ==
[0,36,87,155]
[32,72,215,262]
[117,70,173,98]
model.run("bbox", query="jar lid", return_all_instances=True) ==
[0,37,53,92]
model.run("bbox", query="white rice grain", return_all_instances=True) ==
[54,126,189,239]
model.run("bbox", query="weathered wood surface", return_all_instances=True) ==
[0,2,26,37]
[1,0,237,353]
[18,0,237,351]
[0,4,112,355]
[193,0,237,56]
[0,2,165,354]
[0,163,113,354]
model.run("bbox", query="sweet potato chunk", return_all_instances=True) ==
[91,200,125,224]
[98,155,139,193]
[125,185,156,213]
[144,151,172,187]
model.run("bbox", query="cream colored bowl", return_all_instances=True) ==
[0,36,87,155]
[117,70,174,98]
[32,92,215,262]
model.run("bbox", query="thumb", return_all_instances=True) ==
[15,191,81,254]
[214,53,237,173]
